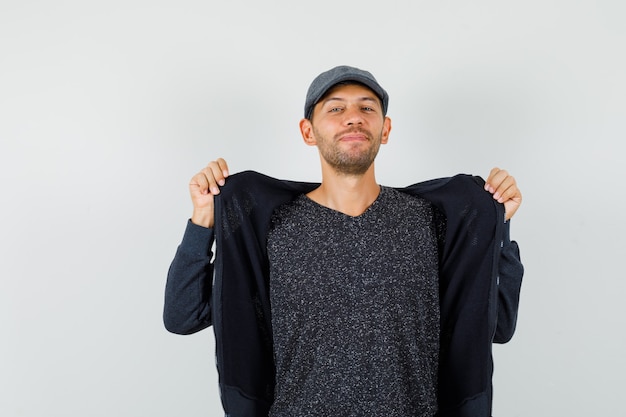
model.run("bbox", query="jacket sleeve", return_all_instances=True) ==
[493,221,524,343]
[163,220,215,335]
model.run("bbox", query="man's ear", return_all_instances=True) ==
[299,118,316,146]
[381,116,392,144]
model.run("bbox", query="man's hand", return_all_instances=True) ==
[189,158,229,228]
[484,167,522,221]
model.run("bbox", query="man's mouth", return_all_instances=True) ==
[338,130,370,142]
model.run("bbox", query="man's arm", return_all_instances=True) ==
[163,221,215,334]
[163,158,230,334]
[484,167,524,343]
[493,222,524,343]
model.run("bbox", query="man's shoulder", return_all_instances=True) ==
[399,174,484,195]
[382,186,433,209]
[224,170,318,195]
[214,171,318,233]
[395,174,498,222]
[269,193,310,221]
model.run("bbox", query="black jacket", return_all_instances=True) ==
[164,171,524,417]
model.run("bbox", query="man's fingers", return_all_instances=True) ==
[495,181,516,203]
[484,167,523,220]
[186,158,229,228]
[485,168,521,201]
[485,167,505,190]
[204,167,221,195]
[215,158,230,180]
[190,172,210,195]
[493,176,515,202]
[194,158,229,195]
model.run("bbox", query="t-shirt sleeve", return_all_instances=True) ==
[163,220,215,335]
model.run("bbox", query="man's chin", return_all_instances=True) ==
[329,158,375,176]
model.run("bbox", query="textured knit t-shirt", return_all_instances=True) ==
[267,186,440,417]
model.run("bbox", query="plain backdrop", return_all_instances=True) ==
[1,1,624,416]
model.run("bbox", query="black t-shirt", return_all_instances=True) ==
[267,187,439,417]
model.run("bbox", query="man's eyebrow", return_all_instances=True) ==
[321,96,379,105]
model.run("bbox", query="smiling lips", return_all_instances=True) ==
[338,130,370,142]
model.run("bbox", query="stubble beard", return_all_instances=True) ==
[313,126,383,176]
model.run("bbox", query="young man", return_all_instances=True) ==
[164,66,524,417]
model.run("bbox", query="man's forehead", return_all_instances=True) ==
[321,83,380,102]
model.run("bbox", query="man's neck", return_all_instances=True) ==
[307,165,380,217]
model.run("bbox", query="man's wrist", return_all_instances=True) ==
[191,209,213,228]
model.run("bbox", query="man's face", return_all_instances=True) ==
[302,83,391,176]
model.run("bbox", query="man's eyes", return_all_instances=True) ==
[328,106,375,113]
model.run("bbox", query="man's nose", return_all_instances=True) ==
[344,106,363,125]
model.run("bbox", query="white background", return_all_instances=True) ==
[1,1,624,416]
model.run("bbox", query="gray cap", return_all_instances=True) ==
[304,65,389,119]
